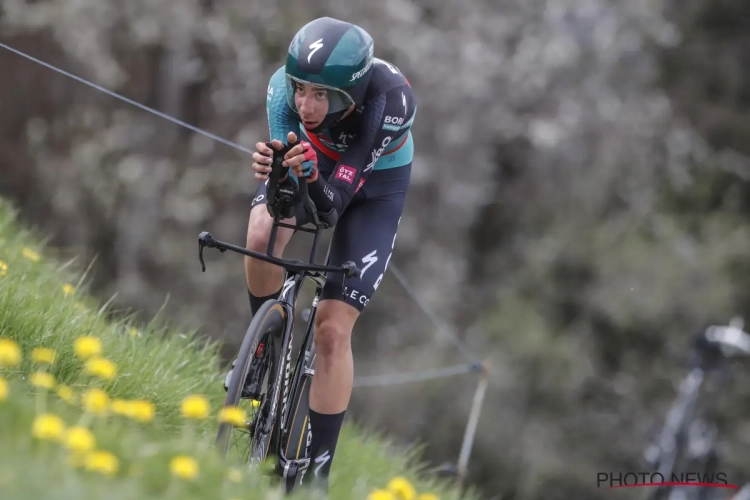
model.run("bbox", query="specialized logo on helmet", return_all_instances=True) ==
[350,45,374,82]
[307,38,324,63]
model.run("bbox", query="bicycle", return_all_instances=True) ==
[196,143,361,493]
[643,317,750,500]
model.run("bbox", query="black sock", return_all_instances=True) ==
[307,409,346,482]
[248,288,280,316]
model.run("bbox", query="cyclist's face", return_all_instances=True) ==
[294,82,329,129]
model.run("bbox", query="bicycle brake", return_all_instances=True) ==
[197,231,214,272]
[341,261,361,279]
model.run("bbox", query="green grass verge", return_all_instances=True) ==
[0,197,478,500]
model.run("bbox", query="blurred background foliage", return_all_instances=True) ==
[2,0,750,498]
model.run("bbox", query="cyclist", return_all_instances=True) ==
[226,16,416,493]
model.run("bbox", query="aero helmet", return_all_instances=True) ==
[285,17,375,130]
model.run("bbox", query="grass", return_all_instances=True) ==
[0,197,478,500]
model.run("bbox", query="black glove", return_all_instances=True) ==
[270,174,301,220]
[262,141,298,220]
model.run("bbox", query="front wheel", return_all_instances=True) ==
[282,344,316,490]
[216,300,286,463]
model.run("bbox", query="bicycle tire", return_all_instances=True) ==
[216,300,286,462]
[284,348,315,459]
[281,346,316,489]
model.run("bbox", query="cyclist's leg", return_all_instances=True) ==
[224,181,308,394]
[245,180,309,315]
[304,164,411,488]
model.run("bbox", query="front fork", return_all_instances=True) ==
[278,293,321,491]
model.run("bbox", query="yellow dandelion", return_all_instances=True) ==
[368,490,397,500]
[180,394,210,420]
[56,385,76,404]
[0,377,7,402]
[84,357,117,381]
[0,260,7,277]
[227,467,243,483]
[417,495,440,500]
[32,347,56,365]
[22,247,40,262]
[387,477,417,500]
[31,413,66,442]
[251,399,260,408]
[74,336,101,360]
[129,400,155,423]
[169,455,199,480]
[81,388,109,416]
[127,327,139,337]
[85,450,119,476]
[64,426,95,453]
[30,372,56,390]
[62,283,76,295]
[218,406,247,427]
[0,338,21,367]
[111,399,132,416]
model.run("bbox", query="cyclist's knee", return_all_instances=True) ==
[313,303,357,357]
[314,320,351,358]
[246,204,292,257]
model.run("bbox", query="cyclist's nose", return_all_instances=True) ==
[298,96,316,116]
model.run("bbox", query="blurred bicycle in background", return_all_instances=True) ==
[644,317,750,500]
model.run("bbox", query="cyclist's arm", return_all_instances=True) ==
[266,66,300,143]
[307,85,411,219]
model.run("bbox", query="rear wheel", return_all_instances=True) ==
[216,300,286,463]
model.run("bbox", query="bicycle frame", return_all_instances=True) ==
[198,143,361,488]
[645,365,719,500]
[644,325,743,500]
[271,266,325,485]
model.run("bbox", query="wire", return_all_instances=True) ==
[354,363,480,388]
[388,263,480,364]
[0,41,486,386]
[0,42,256,156]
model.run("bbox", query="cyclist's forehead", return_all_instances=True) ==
[295,81,328,93]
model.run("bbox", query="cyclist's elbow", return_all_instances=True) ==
[318,207,339,228]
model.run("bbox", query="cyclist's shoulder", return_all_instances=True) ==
[266,65,293,115]
[366,58,413,97]
[268,65,286,87]
[356,60,416,130]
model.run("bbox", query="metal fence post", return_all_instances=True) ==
[456,360,490,488]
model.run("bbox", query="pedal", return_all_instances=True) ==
[280,457,311,493]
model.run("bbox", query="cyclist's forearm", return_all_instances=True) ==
[306,174,344,215]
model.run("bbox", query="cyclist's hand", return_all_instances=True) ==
[251,141,274,180]
[252,134,297,181]
[282,132,318,180]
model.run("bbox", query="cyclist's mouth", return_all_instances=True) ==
[302,119,319,128]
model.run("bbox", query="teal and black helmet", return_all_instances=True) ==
[285,17,374,128]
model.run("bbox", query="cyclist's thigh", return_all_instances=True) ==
[320,164,412,312]
[248,180,308,252]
